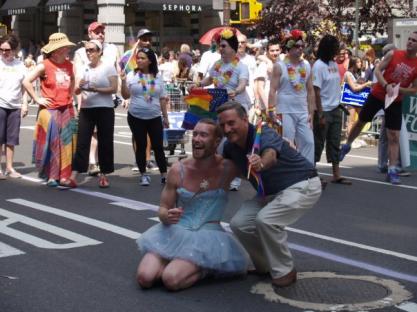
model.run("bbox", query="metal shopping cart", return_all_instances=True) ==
[164,81,191,161]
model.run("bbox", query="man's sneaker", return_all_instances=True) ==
[339,144,351,161]
[229,177,241,191]
[140,175,151,186]
[131,166,139,172]
[378,166,388,174]
[396,168,411,177]
[146,160,158,171]
[386,169,401,185]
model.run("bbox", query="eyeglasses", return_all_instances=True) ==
[0,48,12,53]
[85,48,98,53]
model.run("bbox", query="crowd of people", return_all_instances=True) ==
[1,23,416,291]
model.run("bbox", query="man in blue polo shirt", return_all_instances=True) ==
[217,101,322,287]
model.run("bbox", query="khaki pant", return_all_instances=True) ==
[230,177,321,278]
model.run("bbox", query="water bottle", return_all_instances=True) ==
[83,68,90,90]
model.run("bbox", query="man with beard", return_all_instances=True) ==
[135,119,247,290]
[268,30,315,165]
[217,101,322,288]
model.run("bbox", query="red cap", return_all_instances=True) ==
[88,22,105,33]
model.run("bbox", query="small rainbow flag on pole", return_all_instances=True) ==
[248,119,265,197]
[119,42,138,74]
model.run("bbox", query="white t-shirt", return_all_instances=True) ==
[0,58,26,109]
[159,61,175,83]
[239,53,257,104]
[254,60,272,106]
[79,62,117,109]
[208,60,251,110]
[276,59,311,113]
[127,72,167,120]
[312,59,341,111]
[198,50,220,78]
[74,42,119,73]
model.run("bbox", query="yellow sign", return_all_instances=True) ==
[230,0,262,25]
[0,23,7,37]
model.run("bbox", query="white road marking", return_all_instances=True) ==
[0,241,25,258]
[7,199,141,239]
[114,140,132,146]
[287,226,417,262]
[319,172,417,190]
[396,302,417,312]
[317,162,352,169]
[0,208,101,249]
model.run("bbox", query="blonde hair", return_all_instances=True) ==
[180,44,190,54]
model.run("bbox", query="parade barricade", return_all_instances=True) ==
[163,112,189,161]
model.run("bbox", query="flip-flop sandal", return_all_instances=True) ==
[98,175,109,188]
[6,170,22,178]
[60,178,77,188]
[331,177,352,185]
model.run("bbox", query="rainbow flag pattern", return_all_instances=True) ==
[181,88,228,130]
[248,119,265,197]
[119,45,138,74]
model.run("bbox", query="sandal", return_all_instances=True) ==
[60,178,77,188]
[5,170,22,179]
[98,175,109,188]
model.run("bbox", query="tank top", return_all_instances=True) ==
[372,50,417,101]
[276,59,311,113]
[41,59,74,109]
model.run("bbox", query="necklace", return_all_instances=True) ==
[284,57,307,92]
[138,72,156,102]
[212,57,239,88]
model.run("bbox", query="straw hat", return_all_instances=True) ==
[41,33,75,54]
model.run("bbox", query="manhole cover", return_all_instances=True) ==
[251,272,412,311]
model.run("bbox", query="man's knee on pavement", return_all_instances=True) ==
[136,269,156,288]
[161,269,184,291]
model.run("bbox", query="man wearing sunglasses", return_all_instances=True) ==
[268,30,315,165]
[74,21,121,176]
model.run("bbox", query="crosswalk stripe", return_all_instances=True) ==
[7,198,141,240]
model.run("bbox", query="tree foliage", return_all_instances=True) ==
[253,0,416,43]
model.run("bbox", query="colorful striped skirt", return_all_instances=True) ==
[32,106,77,181]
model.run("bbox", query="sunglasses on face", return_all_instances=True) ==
[0,48,12,53]
[85,48,98,53]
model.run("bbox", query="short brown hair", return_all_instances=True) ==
[216,101,247,119]
[196,118,223,139]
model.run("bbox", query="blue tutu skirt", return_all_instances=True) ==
[137,223,249,276]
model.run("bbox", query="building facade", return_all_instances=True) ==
[0,0,223,55]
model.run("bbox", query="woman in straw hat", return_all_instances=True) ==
[23,33,77,187]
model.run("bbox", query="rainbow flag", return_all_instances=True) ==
[248,119,265,197]
[119,42,138,73]
[181,88,228,130]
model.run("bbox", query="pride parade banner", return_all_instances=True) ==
[402,95,417,169]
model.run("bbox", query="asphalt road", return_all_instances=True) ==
[1,106,417,312]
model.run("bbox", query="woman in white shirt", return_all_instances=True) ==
[0,34,28,179]
[121,47,169,186]
[62,40,118,188]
